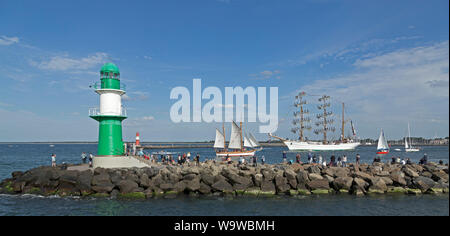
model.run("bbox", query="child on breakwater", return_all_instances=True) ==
[51,154,56,167]
[89,153,93,167]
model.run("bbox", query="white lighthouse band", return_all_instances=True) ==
[96,89,126,116]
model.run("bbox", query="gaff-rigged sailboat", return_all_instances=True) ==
[405,123,420,152]
[214,121,262,157]
[376,129,389,154]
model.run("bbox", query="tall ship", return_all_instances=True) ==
[269,92,360,151]
[376,129,390,154]
[405,122,420,152]
[214,121,262,157]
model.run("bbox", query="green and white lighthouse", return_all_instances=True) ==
[90,63,127,156]
[89,63,148,168]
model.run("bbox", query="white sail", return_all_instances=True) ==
[243,133,253,148]
[228,121,242,149]
[248,132,260,147]
[377,129,389,151]
[214,129,225,149]
[404,137,409,149]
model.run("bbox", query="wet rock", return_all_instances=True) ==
[308,173,324,181]
[390,171,407,186]
[117,180,140,194]
[252,173,263,187]
[368,177,387,194]
[307,165,321,174]
[199,182,211,195]
[307,179,330,190]
[76,170,93,194]
[211,179,233,193]
[403,167,419,178]
[412,176,437,191]
[332,177,353,191]
[274,175,290,193]
[352,177,368,193]
[261,169,276,181]
[260,180,276,193]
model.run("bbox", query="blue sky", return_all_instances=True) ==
[0,0,448,142]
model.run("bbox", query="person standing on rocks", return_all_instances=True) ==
[81,152,87,164]
[342,155,347,167]
[89,153,93,168]
[318,155,323,165]
[282,151,287,163]
[252,155,257,167]
[330,155,336,167]
[308,153,312,164]
[356,154,361,165]
[296,153,301,164]
[195,154,200,166]
[261,155,265,165]
[51,154,56,167]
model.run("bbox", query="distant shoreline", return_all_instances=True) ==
[0,142,448,147]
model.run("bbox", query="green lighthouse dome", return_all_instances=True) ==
[100,63,120,77]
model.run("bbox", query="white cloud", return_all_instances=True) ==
[36,52,109,71]
[296,41,449,139]
[251,70,281,79]
[0,36,19,46]
[122,91,149,101]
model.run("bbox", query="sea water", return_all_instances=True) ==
[0,144,448,216]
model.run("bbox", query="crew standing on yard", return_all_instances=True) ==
[51,154,56,167]
[81,152,87,164]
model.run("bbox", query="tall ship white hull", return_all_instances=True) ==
[270,92,361,152]
[282,140,360,151]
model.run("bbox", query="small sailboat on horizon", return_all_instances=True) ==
[214,121,262,158]
[405,123,420,152]
[376,129,389,154]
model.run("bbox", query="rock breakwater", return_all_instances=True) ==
[1,161,448,198]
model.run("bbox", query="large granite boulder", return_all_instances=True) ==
[390,171,407,186]
[211,179,233,193]
[306,179,330,190]
[117,179,140,194]
[332,177,353,191]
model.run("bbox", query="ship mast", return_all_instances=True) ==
[293,92,311,141]
[240,121,243,151]
[223,122,227,151]
[341,103,345,143]
[315,95,335,144]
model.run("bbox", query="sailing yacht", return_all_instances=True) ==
[405,123,420,152]
[376,129,390,154]
[269,93,360,151]
[214,121,262,157]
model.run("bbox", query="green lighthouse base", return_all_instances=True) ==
[90,115,126,156]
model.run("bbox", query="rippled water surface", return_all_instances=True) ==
[0,144,448,216]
